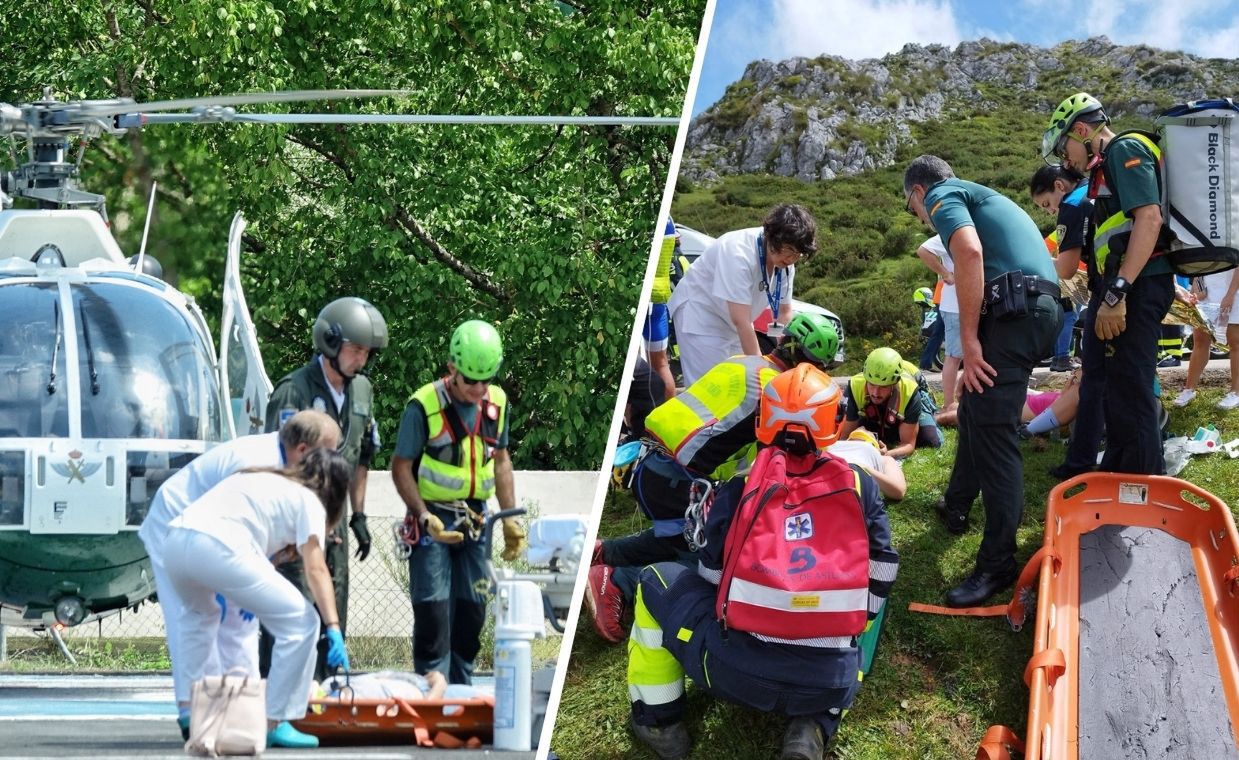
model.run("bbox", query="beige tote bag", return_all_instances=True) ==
[185,669,267,756]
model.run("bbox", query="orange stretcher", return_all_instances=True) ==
[912,473,1239,760]
[293,691,494,748]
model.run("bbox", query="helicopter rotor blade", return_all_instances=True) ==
[138,111,679,127]
[77,89,414,117]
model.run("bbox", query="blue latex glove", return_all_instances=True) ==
[325,628,349,672]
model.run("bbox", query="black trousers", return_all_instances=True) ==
[1060,306,1106,474]
[1095,273,1174,474]
[944,294,1060,575]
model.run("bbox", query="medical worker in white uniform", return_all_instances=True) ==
[163,447,352,749]
[139,410,340,737]
[667,203,817,385]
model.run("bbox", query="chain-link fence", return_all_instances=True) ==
[3,513,569,671]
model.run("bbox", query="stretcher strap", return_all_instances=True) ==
[976,725,1025,760]
[907,546,1062,629]
[395,697,434,747]
[1023,647,1066,689]
[1225,565,1239,592]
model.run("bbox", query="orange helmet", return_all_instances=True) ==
[756,363,842,455]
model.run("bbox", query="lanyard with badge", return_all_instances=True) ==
[758,233,786,337]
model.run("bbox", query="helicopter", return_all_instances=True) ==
[0,89,676,632]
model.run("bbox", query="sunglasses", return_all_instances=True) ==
[905,188,918,217]
[457,373,494,386]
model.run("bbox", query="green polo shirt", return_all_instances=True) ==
[264,356,377,469]
[925,178,1057,282]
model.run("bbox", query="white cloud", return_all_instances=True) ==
[719,0,964,64]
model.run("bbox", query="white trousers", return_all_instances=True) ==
[143,529,259,705]
[163,529,320,721]
[677,331,742,387]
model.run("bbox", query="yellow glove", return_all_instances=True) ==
[1095,299,1127,340]
[420,512,464,545]
[501,518,528,562]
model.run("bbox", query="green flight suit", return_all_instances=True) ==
[259,355,377,680]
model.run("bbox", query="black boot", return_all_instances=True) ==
[945,568,1018,608]
[781,717,825,760]
[934,497,969,535]
[629,716,690,760]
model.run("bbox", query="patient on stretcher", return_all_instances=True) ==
[313,670,492,702]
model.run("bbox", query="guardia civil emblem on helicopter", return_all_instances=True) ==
[0,89,674,632]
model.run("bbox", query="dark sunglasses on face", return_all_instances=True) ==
[458,373,493,386]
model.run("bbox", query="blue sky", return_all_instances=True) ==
[691,0,1239,115]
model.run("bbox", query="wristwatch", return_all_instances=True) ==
[1103,276,1132,308]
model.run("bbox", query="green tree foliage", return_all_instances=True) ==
[0,0,705,469]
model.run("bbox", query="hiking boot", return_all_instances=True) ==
[267,720,320,749]
[945,568,1018,608]
[781,717,825,760]
[1016,423,1035,441]
[934,497,968,535]
[177,714,190,741]
[629,717,690,760]
[584,564,627,644]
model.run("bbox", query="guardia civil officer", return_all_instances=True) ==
[904,155,1060,607]
[1042,93,1176,474]
[260,297,388,680]
[391,319,527,684]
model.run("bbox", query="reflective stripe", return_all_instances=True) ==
[752,631,855,648]
[630,624,664,649]
[418,465,466,492]
[868,593,886,615]
[869,559,898,583]
[628,681,685,705]
[648,356,776,467]
[627,585,684,706]
[697,562,722,585]
[728,577,868,613]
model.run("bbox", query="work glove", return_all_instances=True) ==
[501,518,528,562]
[349,513,371,561]
[420,511,465,545]
[324,627,350,672]
[1095,299,1127,341]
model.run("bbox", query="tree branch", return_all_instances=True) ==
[285,133,357,183]
[393,207,510,303]
[516,125,564,175]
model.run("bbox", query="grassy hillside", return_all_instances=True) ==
[673,103,1167,372]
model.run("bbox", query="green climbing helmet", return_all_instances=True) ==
[863,347,903,387]
[784,312,839,364]
[913,286,933,306]
[450,320,503,380]
[313,297,389,358]
[1042,92,1106,163]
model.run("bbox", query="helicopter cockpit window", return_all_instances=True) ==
[0,283,69,438]
[72,283,224,442]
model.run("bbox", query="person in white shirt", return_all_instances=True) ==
[668,204,817,385]
[916,234,961,411]
[163,447,352,749]
[138,410,340,738]
[828,429,907,501]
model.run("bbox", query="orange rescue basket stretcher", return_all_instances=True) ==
[914,473,1239,760]
[293,690,494,748]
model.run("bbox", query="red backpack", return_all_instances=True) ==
[716,446,870,639]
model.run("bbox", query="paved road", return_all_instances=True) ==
[0,674,534,759]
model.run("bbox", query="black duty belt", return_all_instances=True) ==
[1023,275,1061,300]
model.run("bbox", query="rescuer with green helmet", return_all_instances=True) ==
[839,347,942,459]
[584,312,838,645]
[390,319,525,684]
[260,296,388,681]
[1043,91,1174,475]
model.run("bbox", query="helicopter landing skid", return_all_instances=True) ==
[47,625,76,665]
